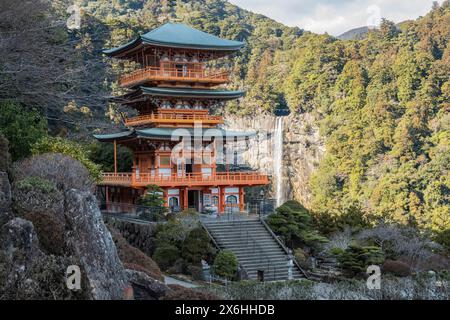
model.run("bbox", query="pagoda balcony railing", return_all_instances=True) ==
[125,112,224,127]
[119,66,229,87]
[99,172,269,187]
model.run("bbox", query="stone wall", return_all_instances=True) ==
[223,113,325,207]
[105,218,158,257]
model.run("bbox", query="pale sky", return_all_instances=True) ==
[229,0,445,35]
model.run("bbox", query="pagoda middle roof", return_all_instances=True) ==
[112,87,245,103]
[94,127,255,142]
[104,23,244,56]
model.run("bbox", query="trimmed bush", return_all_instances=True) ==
[154,220,188,248]
[152,245,181,271]
[212,250,238,280]
[182,227,215,264]
[267,200,328,250]
[334,245,385,276]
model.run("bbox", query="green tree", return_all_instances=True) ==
[212,250,238,280]
[181,227,215,264]
[267,201,328,250]
[0,102,47,161]
[138,184,166,208]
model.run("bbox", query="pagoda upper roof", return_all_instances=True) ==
[94,127,255,142]
[104,23,244,56]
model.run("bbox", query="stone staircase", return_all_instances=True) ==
[202,217,306,281]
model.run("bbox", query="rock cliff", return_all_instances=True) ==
[223,113,325,207]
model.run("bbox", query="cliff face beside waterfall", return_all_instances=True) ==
[223,113,325,207]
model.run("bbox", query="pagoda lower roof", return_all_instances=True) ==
[94,127,255,142]
[104,23,244,57]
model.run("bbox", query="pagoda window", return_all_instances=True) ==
[202,154,211,165]
[159,155,170,167]
[212,196,219,206]
[182,101,191,109]
[175,100,183,109]
[226,195,238,205]
[161,100,172,109]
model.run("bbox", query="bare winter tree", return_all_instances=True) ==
[0,0,114,136]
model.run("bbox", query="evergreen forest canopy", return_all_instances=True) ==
[0,0,448,236]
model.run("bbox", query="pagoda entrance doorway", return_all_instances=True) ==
[188,190,200,212]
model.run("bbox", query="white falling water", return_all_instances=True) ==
[274,117,284,207]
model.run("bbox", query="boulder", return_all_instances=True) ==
[64,189,128,300]
[125,269,170,300]
[1,217,42,264]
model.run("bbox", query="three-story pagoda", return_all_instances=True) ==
[95,23,269,214]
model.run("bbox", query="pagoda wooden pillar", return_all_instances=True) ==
[183,187,188,210]
[114,140,118,174]
[163,189,168,208]
[239,187,245,212]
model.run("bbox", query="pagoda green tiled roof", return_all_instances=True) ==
[140,87,245,99]
[94,127,255,142]
[104,23,244,56]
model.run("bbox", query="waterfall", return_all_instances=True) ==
[274,117,284,207]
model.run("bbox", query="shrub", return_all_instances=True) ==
[15,176,56,194]
[0,134,11,171]
[294,248,310,269]
[21,212,65,255]
[182,227,215,265]
[13,153,94,192]
[109,227,163,281]
[154,220,188,248]
[382,260,411,277]
[163,284,219,300]
[137,184,166,208]
[333,245,385,276]
[435,229,450,252]
[0,101,47,161]
[187,264,204,281]
[152,245,181,271]
[356,224,440,270]
[212,250,238,280]
[31,136,101,181]
[267,200,328,250]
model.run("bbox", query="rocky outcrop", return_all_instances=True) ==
[125,269,169,300]
[64,189,128,300]
[223,113,324,207]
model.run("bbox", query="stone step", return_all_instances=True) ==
[202,219,305,281]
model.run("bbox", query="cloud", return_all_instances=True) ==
[229,0,444,35]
